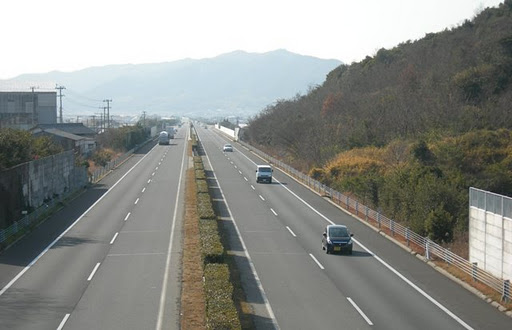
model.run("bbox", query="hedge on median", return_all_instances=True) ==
[197,192,216,219]
[199,219,225,264]
[203,263,241,330]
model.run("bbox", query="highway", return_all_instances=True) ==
[196,125,512,330]
[0,127,188,330]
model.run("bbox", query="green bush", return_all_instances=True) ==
[195,169,206,180]
[203,264,241,330]
[197,192,216,219]
[199,219,224,264]
[194,156,202,163]
[194,161,204,170]
[196,180,209,193]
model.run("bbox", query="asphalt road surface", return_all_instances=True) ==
[196,125,512,330]
[0,126,188,330]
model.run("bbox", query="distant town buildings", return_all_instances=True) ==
[0,91,57,129]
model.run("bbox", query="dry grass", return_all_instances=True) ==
[180,167,207,329]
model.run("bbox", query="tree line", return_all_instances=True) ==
[244,1,512,248]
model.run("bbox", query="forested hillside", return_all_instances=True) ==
[245,1,512,248]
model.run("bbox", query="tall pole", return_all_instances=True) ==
[103,99,112,128]
[55,85,66,123]
[30,86,38,126]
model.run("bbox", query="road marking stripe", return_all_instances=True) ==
[286,226,296,237]
[56,314,70,330]
[233,143,473,330]
[147,179,151,183]
[309,253,324,270]
[152,172,155,176]
[270,208,278,216]
[354,239,473,330]
[110,232,119,244]
[142,187,146,193]
[259,195,265,201]
[234,165,238,169]
[87,262,101,281]
[199,132,280,330]
[134,198,139,205]
[0,144,157,297]
[155,166,159,170]
[124,212,131,221]
[251,185,255,190]
[347,297,373,326]
[238,170,242,175]
[156,125,188,330]
[244,177,248,181]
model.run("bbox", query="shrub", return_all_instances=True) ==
[203,264,241,330]
[199,219,224,264]
[197,192,216,219]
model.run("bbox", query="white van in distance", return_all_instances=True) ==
[256,165,273,183]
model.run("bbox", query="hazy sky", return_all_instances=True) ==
[0,0,505,80]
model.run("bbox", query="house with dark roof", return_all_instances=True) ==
[30,125,96,156]
[32,123,96,139]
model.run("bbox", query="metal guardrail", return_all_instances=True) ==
[238,139,511,302]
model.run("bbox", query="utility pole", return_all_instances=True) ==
[55,85,66,123]
[30,86,38,126]
[103,99,112,128]
[142,111,146,128]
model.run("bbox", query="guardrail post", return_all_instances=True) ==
[405,228,410,246]
[503,280,510,303]
[355,201,359,215]
[425,239,430,260]
[365,206,369,222]
[472,262,478,282]
[391,220,394,236]
[346,196,349,210]
[377,212,381,228]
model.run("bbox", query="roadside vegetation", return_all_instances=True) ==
[181,132,246,329]
[245,1,512,252]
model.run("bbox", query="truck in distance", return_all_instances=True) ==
[256,165,273,183]
[158,131,170,145]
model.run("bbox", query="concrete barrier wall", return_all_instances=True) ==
[216,124,235,139]
[469,206,512,280]
[0,150,87,229]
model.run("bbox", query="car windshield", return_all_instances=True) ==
[329,227,349,238]
[259,167,271,172]
[225,144,232,148]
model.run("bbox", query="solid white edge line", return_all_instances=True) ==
[198,130,280,330]
[309,253,325,270]
[270,208,278,216]
[155,124,188,330]
[347,297,374,326]
[110,232,119,245]
[124,212,131,221]
[0,144,157,297]
[87,262,101,281]
[56,313,70,330]
[286,226,297,237]
[231,138,474,330]
[353,238,473,330]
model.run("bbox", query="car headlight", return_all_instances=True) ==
[327,238,332,244]
[347,239,352,245]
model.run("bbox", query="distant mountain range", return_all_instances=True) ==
[1,50,341,118]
